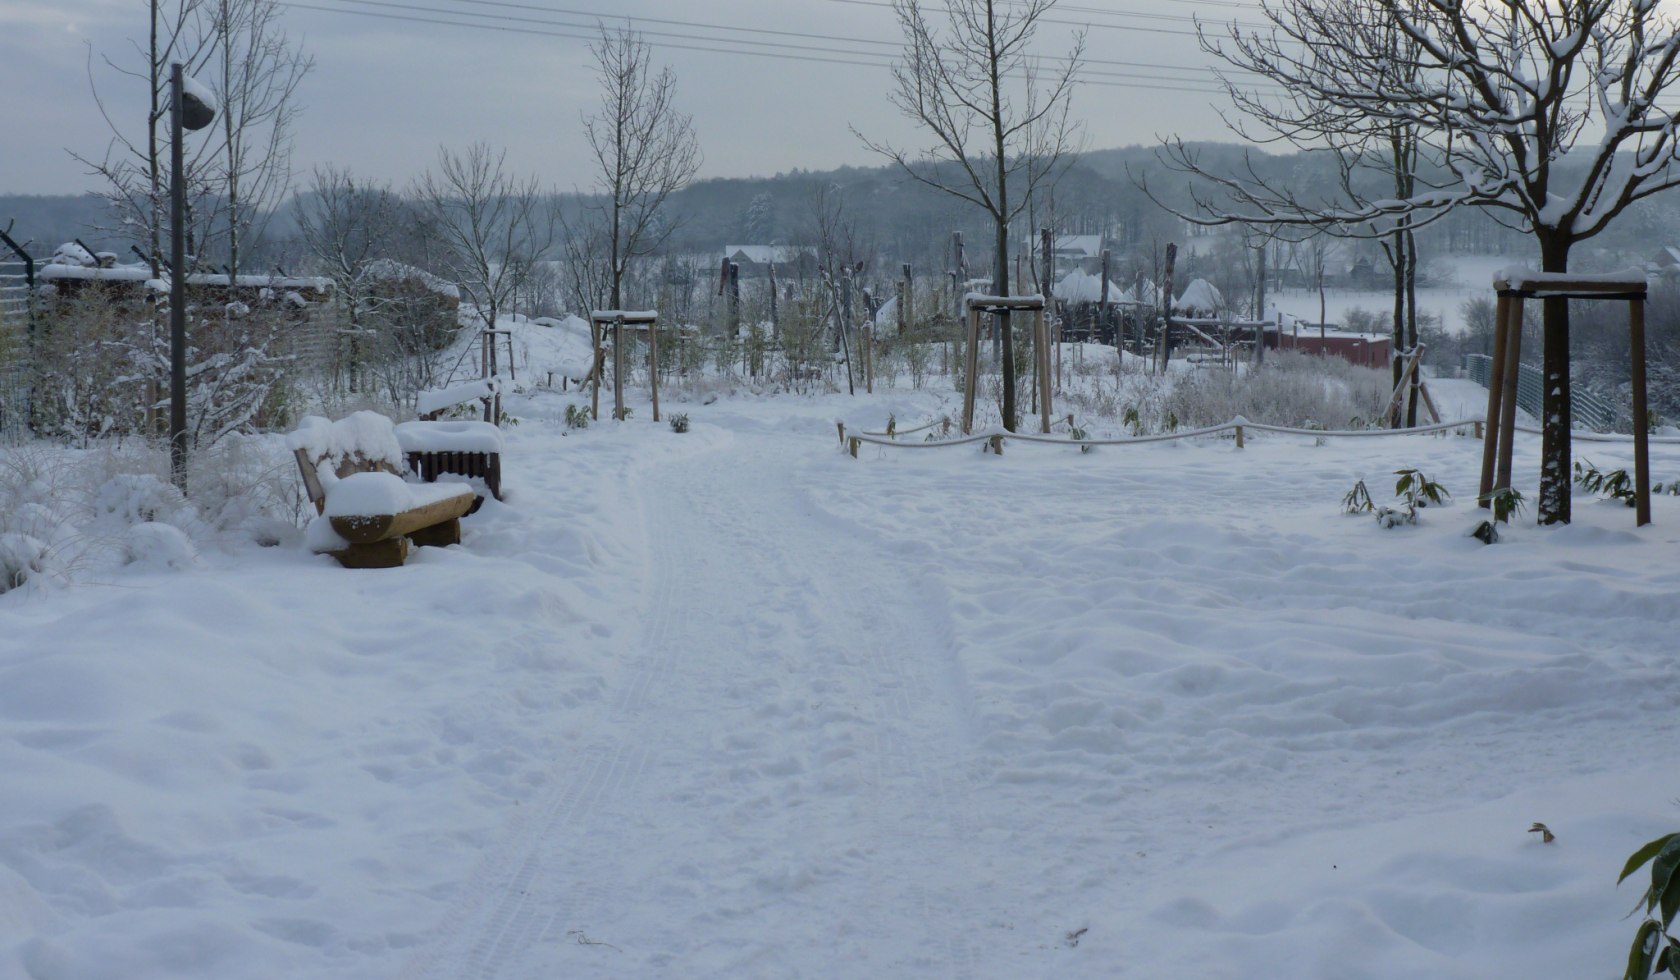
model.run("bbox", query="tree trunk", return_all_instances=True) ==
[995,216,1016,432]
[1403,227,1420,427]
[1538,232,1572,524]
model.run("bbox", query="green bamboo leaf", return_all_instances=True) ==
[1629,920,1661,980]
[1621,834,1679,885]
[1651,838,1680,917]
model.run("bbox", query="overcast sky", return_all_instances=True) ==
[0,0,1257,197]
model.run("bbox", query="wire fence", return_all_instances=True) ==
[0,239,34,444]
[1464,353,1615,431]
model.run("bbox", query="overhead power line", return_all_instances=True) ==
[280,0,1282,96]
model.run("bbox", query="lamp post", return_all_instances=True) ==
[169,62,216,492]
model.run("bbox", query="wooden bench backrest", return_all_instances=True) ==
[293,446,404,515]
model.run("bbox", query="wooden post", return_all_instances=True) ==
[896,280,907,334]
[989,433,1003,455]
[962,304,981,434]
[648,317,661,423]
[864,325,874,394]
[1494,295,1525,498]
[901,262,912,333]
[1159,243,1178,373]
[1037,308,1052,434]
[1478,293,1512,506]
[837,421,846,446]
[1235,424,1245,449]
[1630,296,1652,527]
[849,436,860,458]
[589,316,603,421]
[613,315,626,421]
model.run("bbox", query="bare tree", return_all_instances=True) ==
[294,165,399,333]
[581,26,701,311]
[75,0,217,276]
[857,0,1083,430]
[205,0,312,285]
[415,143,553,346]
[1153,0,1680,523]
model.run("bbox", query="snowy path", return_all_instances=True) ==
[6,390,1680,980]
[412,430,988,977]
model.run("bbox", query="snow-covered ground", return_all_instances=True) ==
[3,379,1678,979]
[1272,254,1519,335]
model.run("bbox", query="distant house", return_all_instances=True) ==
[1265,313,1391,369]
[723,245,816,279]
[1649,246,1680,279]
[1050,235,1105,275]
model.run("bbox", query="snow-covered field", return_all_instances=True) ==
[1272,254,1518,335]
[3,379,1678,979]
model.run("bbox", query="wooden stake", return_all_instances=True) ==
[613,316,626,421]
[962,305,981,434]
[1631,296,1652,526]
[1478,294,1511,506]
[648,317,661,422]
[1494,296,1524,499]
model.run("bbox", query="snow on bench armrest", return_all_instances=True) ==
[394,420,505,454]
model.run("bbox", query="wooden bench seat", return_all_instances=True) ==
[291,412,478,569]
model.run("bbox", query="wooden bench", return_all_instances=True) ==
[394,420,505,508]
[291,413,476,569]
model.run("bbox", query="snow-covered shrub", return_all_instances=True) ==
[121,522,200,568]
[1162,351,1390,430]
[0,533,53,592]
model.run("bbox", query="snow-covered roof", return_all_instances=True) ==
[1173,278,1224,314]
[724,245,810,265]
[1053,235,1103,258]
[362,259,460,299]
[38,261,330,293]
[1052,269,1127,305]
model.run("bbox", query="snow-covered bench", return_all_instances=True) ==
[395,419,504,507]
[291,413,475,569]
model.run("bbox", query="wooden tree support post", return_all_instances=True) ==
[648,319,661,422]
[989,434,1003,455]
[1630,296,1653,527]
[1235,424,1244,449]
[612,315,626,421]
[836,421,846,446]
[1478,293,1512,507]
[589,316,604,421]
[1483,274,1651,526]
[962,294,1051,435]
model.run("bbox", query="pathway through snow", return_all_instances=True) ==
[412,428,987,977]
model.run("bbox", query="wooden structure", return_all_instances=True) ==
[1386,344,1442,427]
[395,419,504,511]
[589,310,661,423]
[293,438,474,569]
[1480,273,1652,526]
[961,295,1052,435]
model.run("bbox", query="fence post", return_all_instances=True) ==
[849,436,860,458]
[1235,424,1245,449]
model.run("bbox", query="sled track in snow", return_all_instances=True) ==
[407,438,987,978]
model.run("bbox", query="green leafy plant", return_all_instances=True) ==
[1394,467,1450,511]
[669,413,690,434]
[1070,425,1092,454]
[564,405,590,430]
[614,406,634,421]
[1122,406,1141,436]
[1479,485,1527,524]
[1470,519,1499,544]
[1619,831,1680,979]
[1343,479,1373,514]
[885,414,897,438]
[1576,459,1638,507]
[1166,411,1179,434]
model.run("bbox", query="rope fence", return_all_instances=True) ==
[838,414,1680,458]
[837,414,1488,457]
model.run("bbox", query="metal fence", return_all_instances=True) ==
[1464,353,1615,431]
[0,231,34,443]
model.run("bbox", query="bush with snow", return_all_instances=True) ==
[0,533,53,592]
